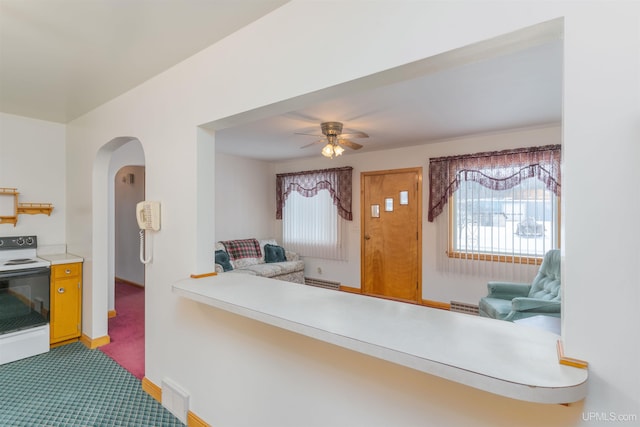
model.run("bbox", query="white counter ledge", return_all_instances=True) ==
[39,253,84,265]
[173,273,587,404]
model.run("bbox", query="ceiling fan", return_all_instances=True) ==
[297,121,368,158]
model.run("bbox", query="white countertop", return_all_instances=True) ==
[38,253,84,265]
[173,273,588,404]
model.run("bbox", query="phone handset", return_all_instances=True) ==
[137,201,160,231]
[136,201,160,264]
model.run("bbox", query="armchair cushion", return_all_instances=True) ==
[511,298,561,313]
[478,297,514,320]
[487,282,531,299]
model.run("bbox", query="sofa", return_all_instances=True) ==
[214,238,305,284]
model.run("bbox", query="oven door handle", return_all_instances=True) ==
[0,267,50,279]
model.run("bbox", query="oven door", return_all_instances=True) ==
[0,267,51,335]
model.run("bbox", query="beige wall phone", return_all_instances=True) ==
[137,201,160,264]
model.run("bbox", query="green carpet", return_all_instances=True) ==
[0,342,184,426]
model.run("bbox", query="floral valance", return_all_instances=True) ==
[428,145,561,222]
[276,166,353,220]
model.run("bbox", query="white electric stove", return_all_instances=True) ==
[0,235,51,364]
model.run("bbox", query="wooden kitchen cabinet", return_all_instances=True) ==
[50,262,82,346]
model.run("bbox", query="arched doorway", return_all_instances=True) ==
[91,137,145,378]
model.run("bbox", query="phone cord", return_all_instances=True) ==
[139,229,151,264]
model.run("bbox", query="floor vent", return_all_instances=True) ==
[450,301,479,315]
[304,277,341,290]
[162,378,189,424]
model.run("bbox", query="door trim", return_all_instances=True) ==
[360,167,423,303]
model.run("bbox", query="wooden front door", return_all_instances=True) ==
[361,168,422,302]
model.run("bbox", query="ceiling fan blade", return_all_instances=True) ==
[283,112,325,124]
[300,139,324,149]
[341,129,369,138]
[339,139,363,150]
[295,131,324,137]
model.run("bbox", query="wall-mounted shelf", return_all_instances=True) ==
[0,187,54,226]
[17,203,54,216]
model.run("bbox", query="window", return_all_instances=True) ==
[450,176,559,264]
[282,190,346,259]
[276,167,352,260]
[428,145,561,264]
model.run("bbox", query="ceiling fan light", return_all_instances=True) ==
[334,144,345,156]
[321,143,334,158]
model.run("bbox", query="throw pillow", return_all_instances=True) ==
[264,244,286,263]
[259,239,278,262]
[215,250,233,271]
[222,238,262,260]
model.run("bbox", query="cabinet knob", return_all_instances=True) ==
[65,269,71,274]
[57,287,65,294]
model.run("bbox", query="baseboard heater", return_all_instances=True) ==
[450,301,479,315]
[304,277,341,291]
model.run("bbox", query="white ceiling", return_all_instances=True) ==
[215,39,563,161]
[0,0,290,123]
[0,1,562,161]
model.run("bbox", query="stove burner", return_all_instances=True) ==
[4,258,38,266]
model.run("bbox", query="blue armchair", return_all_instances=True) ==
[479,249,561,321]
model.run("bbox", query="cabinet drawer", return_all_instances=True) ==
[52,263,81,279]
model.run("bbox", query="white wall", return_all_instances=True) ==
[272,125,557,303]
[63,2,639,426]
[214,152,274,241]
[0,113,65,245]
[561,4,640,418]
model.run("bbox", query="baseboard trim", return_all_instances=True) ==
[187,411,211,427]
[142,377,211,426]
[108,309,117,318]
[339,285,361,294]
[115,276,144,288]
[142,377,162,402]
[422,299,451,310]
[80,334,110,349]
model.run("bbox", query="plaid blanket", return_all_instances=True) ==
[222,238,262,260]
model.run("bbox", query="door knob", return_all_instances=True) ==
[364,234,371,240]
